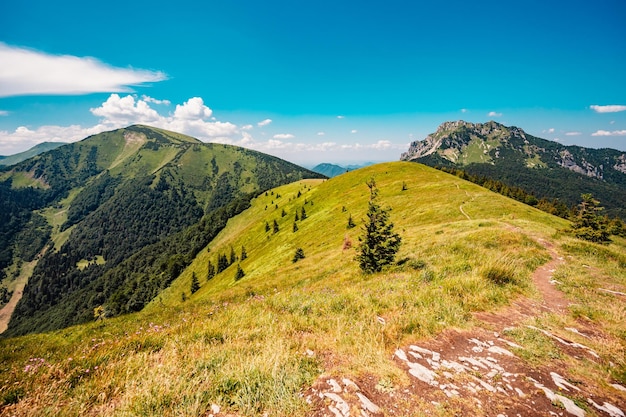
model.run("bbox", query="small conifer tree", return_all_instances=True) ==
[295,211,299,221]
[273,219,279,233]
[293,222,299,232]
[301,207,307,220]
[190,272,200,294]
[281,208,287,217]
[230,246,237,264]
[292,248,305,263]
[234,264,245,280]
[265,221,270,232]
[356,178,402,273]
[207,261,216,280]
[347,214,356,229]
[241,246,247,260]
[571,193,610,243]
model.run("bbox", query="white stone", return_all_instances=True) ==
[488,345,515,357]
[550,372,581,392]
[357,392,381,413]
[588,398,624,417]
[408,361,438,386]
[394,349,408,362]
[327,378,342,393]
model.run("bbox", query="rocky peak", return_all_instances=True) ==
[401,120,523,161]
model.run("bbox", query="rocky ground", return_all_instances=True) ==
[303,239,626,417]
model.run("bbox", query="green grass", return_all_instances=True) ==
[1,161,624,416]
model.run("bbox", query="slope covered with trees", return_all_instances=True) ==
[0,125,324,336]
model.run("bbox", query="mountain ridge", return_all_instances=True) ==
[401,120,626,219]
[0,142,67,167]
[0,125,325,336]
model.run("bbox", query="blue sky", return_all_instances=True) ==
[0,0,625,165]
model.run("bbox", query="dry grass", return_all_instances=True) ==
[2,162,624,416]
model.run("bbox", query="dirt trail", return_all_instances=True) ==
[0,258,37,333]
[305,237,626,417]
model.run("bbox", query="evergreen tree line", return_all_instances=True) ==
[3,192,254,337]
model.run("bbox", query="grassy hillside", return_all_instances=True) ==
[1,125,325,336]
[0,162,624,416]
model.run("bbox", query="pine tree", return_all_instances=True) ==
[273,219,279,234]
[347,213,356,229]
[301,207,307,220]
[190,272,200,294]
[241,246,247,260]
[281,208,287,217]
[207,261,216,280]
[217,253,229,272]
[571,194,610,243]
[295,211,300,222]
[292,248,305,263]
[356,178,402,273]
[234,264,245,280]
[230,246,237,264]
[293,222,299,232]
[265,221,270,232]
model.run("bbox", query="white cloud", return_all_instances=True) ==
[173,97,213,120]
[141,95,171,105]
[590,105,626,113]
[461,108,467,113]
[0,94,244,155]
[257,118,272,127]
[337,115,345,119]
[317,131,325,136]
[370,140,393,150]
[90,94,161,125]
[0,110,8,116]
[273,133,295,140]
[591,129,626,136]
[0,42,166,97]
[351,129,358,134]
[565,131,582,136]
[241,124,253,130]
[487,111,502,117]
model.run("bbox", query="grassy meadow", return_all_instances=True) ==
[1,162,624,416]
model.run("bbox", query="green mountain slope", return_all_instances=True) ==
[400,120,626,219]
[0,162,623,416]
[0,142,66,167]
[1,125,324,336]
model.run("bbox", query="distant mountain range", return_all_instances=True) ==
[0,125,324,336]
[311,162,374,178]
[401,120,626,219]
[0,142,66,166]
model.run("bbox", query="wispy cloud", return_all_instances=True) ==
[257,118,272,127]
[487,111,502,117]
[351,130,358,134]
[317,132,325,136]
[0,110,8,116]
[590,105,626,113]
[591,129,626,136]
[0,42,166,97]
[272,133,295,140]
[337,115,345,119]
[141,95,171,105]
[565,131,582,136]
